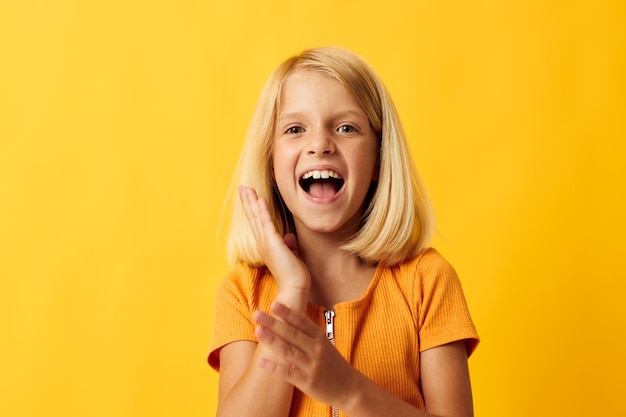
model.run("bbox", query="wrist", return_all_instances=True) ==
[337,370,369,416]
[274,287,309,312]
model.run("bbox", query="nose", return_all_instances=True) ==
[307,129,335,156]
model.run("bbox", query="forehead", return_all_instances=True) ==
[278,69,363,113]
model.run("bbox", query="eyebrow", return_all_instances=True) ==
[277,110,368,122]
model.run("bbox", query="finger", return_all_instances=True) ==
[270,302,321,338]
[257,357,304,385]
[239,186,279,243]
[283,233,299,254]
[254,310,305,345]
[238,186,257,228]
[256,197,281,241]
[254,315,308,363]
[238,186,265,239]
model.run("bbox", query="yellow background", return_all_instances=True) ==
[1,1,624,416]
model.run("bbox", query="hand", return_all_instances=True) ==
[238,186,311,296]
[253,302,359,408]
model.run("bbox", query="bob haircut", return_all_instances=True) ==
[225,46,434,266]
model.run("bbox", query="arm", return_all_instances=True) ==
[253,302,474,417]
[343,341,474,417]
[216,341,293,417]
[215,187,311,417]
[216,288,309,417]
[216,290,309,417]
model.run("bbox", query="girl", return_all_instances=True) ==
[208,47,479,417]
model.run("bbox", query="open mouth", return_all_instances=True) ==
[299,169,345,199]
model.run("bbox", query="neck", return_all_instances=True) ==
[296,230,376,307]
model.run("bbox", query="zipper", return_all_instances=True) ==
[324,308,336,346]
[324,308,339,417]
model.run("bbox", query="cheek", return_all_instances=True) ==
[270,146,283,178]
[272,143,301,174]
[271,147,287,179]
[271,148,295,197]
[353,145,379,179]
[273,173,298,213]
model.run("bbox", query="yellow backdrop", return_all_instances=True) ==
[1,1,624,416]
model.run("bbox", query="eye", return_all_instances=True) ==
[337,124,357,133]
[285,126,304,135]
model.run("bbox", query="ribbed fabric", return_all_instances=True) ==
[208,248,479,417]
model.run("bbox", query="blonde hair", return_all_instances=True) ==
[225,46,434,266]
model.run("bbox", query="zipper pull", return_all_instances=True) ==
[324,308,335,346]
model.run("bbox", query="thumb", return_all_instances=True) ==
[283,233,299,254]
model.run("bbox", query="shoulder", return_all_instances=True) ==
[222,262,266,286]
[384,248,467,313]
[409,247,454,271]
[393,248,458,285]
[217,263,272,301]
[393,249,479,354]
[373,248,456,310]
[216,263,277,312]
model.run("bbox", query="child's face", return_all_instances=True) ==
[272,69,379,239]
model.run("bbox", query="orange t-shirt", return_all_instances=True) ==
[208,248,479,416]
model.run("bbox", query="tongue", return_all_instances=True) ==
[309,181,337,199]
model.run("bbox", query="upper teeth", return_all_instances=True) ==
[302,170,341,180]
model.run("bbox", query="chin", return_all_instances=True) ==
[298,216,360,238]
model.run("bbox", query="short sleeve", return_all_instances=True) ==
[207,265,258,371]
[416,249,479,356]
